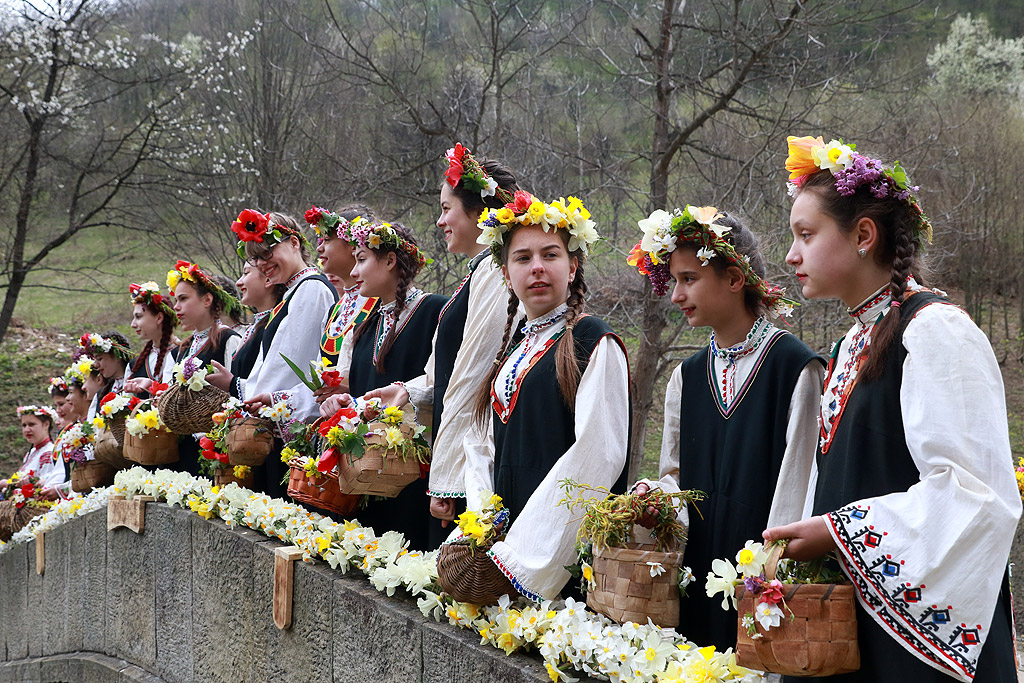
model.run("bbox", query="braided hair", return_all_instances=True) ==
[131,301,177,380]
[801,169,924,381]
[473,224,588,426]
[351,222,425,374]
[176,275,236,356]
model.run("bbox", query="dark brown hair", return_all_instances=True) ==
[131,297,177,380]
[800,169,924,380]
[446,159,521,214]
[677,212,768,317]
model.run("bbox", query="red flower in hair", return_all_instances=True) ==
[444,143,468,188]
[230,209,270,243]
[304,206,323,226]
[129,283,142,297]
[507,190,533,213]
[152,293,162,304]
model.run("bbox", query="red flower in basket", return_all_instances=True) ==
[230,209,270,243]
[321,370,343,388]
[20,483,34,500]
[444,143,467,188]
[199,436,219,461]
[99,392,117,407]
[317,447,338,473]
[150,382,169,395]
[317,407,354,437]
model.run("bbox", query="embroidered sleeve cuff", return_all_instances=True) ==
[486,543,545,603]
[426,488,466,499]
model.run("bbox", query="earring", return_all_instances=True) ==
[857,248,867,258]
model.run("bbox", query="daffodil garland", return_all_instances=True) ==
[477,191,600,260]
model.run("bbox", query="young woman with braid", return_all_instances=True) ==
[627,206,822,650]
[123,282,179,395]
[320,221,445,550]
[763,136,1019,681]
[459,193,629,603]
[363,145,519,546]
[79,331,133,417]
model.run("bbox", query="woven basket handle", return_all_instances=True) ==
[764,541,787,581]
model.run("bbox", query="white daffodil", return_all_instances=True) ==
[638,209,675,253]
[754,602,784,630]
[735,540,769,577]
[481,176,498,198]
[696,246,716,265]
[812,139,854,174]
[705,557,739,610]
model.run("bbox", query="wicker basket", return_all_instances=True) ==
[734,545,859,676]
[122,404,179,466]
[71,459,116,493]
[156,382,229,435]
[335,422,422,497]
[287,464,360,516]
[226,417,274,467]
[93,428,133,470]
[586,541,685,628]
[0,500,49,542]
[436,540,517,605]
[213,467,255,489]
[107,414,127,446]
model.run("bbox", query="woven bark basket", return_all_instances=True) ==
[156,383,229,435]
[123,404,179,466]
[734,545,860,676]
[336,422,421,497]
[287,464,360,516]
[0,500,49,542]
[436,540,517,606]
[93,428,133,470]
[225,417,274,467]
[586,542,684,628]
[213,467,255,489]
[71,459,116,493]
[107,414,127,446]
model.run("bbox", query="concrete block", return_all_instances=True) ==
[152,504,194,683]
[24,536,44,658]
[35,520,75,656]
[3,542,29,660]
[106,504,157,668]
[84,508,109,652]
[332,574,424,682]
[249,544,333,682]
[421,620,560,683]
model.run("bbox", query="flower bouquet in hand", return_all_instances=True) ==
[123,399,178,466]
[559,479,704,628]
[0,470,54,542]
[156,357,230,434]
[706,540,859,676]
[436,491,517,605]
[281,354,343,392]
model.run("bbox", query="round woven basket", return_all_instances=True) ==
[436,540,517,605]
[734,545,860,676]
[107,414,128,446]
[93,428,133,470]
[213,467,254,489]
[335,422,421,497]
[586,542,684,628]
[287,464,360,516]
[122,406,179,466]
[0,500,49,542]
[226,417,274,467]
[71,459,116,493]
[156,382,229,435]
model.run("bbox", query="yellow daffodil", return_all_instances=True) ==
[495,207,516,224]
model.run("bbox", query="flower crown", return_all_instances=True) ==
[303,206,372,243]
[166,260,244,321]
[130,281,179,325]
[79,332,131,362]
[17,405,58,423]
[628,206,796,319]
[785,136,933,244]
[63,358,95,387]
[230,209,313,259]
[349,220,431,268]
[476,190,600,260]
[444,143,514,205]
[48,376,68,396]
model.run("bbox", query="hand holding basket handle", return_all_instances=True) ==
[762,515,837,561]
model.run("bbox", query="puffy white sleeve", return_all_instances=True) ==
[240,280,336,421]
[487,335,630,601]
[429,259,510,503]
[635,363,688,529]
[223,332,242,364]
[35,444,65,490]
[766,360,823,527]
[823,303,1020,681]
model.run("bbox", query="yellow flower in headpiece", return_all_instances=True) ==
[785,135,826,180]
[527,200,546,223]
[166,270,180,292]
[495,207,516,224]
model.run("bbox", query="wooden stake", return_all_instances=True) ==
[273,545,304,630]
[35,531,44,575]
[107,494,156,533]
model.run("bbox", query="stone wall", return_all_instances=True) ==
[0,503,584,683]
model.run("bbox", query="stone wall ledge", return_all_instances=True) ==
[0,502,594,683]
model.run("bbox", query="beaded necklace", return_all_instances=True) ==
[709,316,774,405]
[500,305,567,408]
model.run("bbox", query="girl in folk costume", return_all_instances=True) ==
[0,406,63,499]
[364,145,519,545]
[230,263,285,384]
[49,376,73,430]
[763,136,1020,681]
[320,221,446,550]
[52,358,97,498]
[306,204,379,385]
[123,282,179,395]
[79,331,132,415]
[468,193,629,602]
[628,206,823,650]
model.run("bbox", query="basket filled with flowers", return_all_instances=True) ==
[196,422,254,488]
[56,420,113,493]
[123,400,179,466]
[436,491,516,605]
[216,397,290,467]
[706,540,859,676]
[560,479,703,628]
[97,391,141,446]
[157,358,230,435]
[282,421,361,516]
[0,471,54,541]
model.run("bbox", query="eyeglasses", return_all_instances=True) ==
[245,245,276,267]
